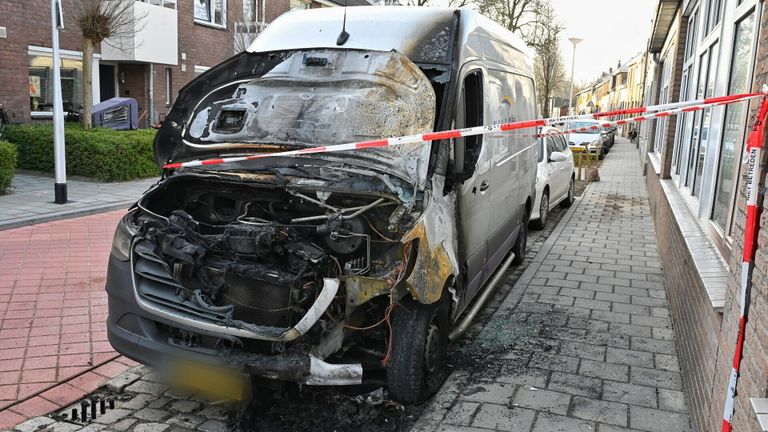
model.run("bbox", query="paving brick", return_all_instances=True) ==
[630,337,677,355]
[460,383,516,405]
[575,298,612,311]
[513,387,571,415]
[602,381,657,408]
[570,396,628,427]
[443,401,479,427]
[532,412,595,432]
[125,380,169,395]
[471,404,536,431]
[198,419,229,432]
[630,367,683,391]
[529,352,579,374]
[592,310,631,324]
[657,389,688,413]
[133,423,171,432]
[559,341,606,361]
[579,359,629,382]
[548,372,602,399]
[654,353,680,372]
[166,414,205,429]
[609,323,652,338]
[13,416,55,432]
[605,347,653,368]
[629,406,691,431]
[496,366,549,388]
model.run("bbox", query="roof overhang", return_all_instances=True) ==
[649,0,680,53]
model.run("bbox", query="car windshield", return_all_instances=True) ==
[565,121,600,130]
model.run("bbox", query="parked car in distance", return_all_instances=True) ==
[105,6,538,404]
[564,119,606,159]
[530,127,575,229]
[601,123,615,148]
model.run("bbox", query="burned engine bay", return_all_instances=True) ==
[128,172,425,373]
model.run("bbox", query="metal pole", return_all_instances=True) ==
[51,0,67,204]
[568,37,582,116]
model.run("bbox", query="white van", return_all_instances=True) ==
[105,6,538,402]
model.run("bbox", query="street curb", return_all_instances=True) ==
[0,201,133,231]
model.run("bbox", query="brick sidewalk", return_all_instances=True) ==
[413,139,692,432]
[0,210,135,429]
[0,174,156,230]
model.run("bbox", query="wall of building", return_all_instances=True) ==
[643,0,768,430]
[0,0,99,123]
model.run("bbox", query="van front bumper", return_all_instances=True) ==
[105,255,363,386]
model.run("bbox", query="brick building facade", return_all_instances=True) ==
[0,0,364,128]
[642,0,768,430]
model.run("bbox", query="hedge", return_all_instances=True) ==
[4,124,160,182]
[0,141,17,194]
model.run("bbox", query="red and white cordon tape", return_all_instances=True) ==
[722,95,768,432]
[163,91,765,170]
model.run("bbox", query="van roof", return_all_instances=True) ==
[248,7,532,67]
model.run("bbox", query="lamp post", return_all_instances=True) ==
[51,0,67,204]
[568,37,583,116]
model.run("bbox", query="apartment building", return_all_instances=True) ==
[0,0,366,128]
[640,0,767,430]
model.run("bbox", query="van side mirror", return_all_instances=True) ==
[549,151,567,163]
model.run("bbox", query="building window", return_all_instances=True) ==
[28,54,83,114]
[685,9,698,60]
[195,0,226,27]
[692,43,718,197]
[290,0,310,10]
[165,68,173,106]
[712,10,756,233]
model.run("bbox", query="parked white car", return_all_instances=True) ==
[531,127,576,229]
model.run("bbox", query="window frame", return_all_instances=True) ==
[194,0,226,29]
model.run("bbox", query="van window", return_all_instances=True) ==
[487,70,536,161]
[454,70,484,175]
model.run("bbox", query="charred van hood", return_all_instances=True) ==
[155,49,438,187]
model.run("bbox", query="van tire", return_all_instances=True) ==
[561,178,575,208]
[511,222,527,265]
[387,297,449,402]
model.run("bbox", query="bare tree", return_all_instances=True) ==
[474,0,542,34]
[528,2,565,118]
[71,0,141,128]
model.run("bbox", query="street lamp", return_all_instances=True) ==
[568,37,583,116]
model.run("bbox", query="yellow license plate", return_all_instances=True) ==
[168,361,249,401]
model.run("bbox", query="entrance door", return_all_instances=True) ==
[99,64,116,102]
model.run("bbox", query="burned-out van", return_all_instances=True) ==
[106,6,538,402]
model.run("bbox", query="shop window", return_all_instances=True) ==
[195,0,225,27]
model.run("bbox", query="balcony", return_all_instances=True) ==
[101,0,178,65]
[234,22,268,53]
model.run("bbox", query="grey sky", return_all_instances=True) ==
[550,0,657,84]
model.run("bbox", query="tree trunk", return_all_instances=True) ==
[82,38,93,129]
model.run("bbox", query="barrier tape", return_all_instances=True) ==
[163,92,765,170]
[722,95,768,432]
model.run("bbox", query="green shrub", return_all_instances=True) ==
[4,124,160,182]
[0,141,17,194]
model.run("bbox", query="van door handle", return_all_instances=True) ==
[479,180,490,192]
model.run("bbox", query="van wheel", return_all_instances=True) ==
[387,297,449,402]
[512,222,527,265]
[531,191,548,230]
[561,178,575,208]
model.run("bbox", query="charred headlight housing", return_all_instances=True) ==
[111,214,137,261]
